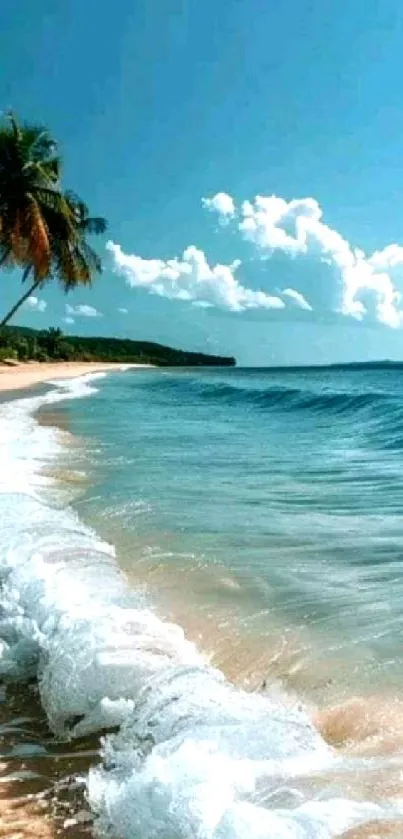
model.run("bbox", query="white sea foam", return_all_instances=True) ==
[0,373,400,838]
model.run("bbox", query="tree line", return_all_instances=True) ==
[0,325,235,366]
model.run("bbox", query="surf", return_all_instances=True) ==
[0,373,401,838]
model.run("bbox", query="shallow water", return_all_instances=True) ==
[66,368,403,697]
[1,368,403,838]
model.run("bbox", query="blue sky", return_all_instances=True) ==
[2,0,403,364]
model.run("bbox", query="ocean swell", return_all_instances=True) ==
[139,372,403,422]
[0,374,400,838]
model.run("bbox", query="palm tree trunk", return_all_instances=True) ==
[0,248,11,269]
[0,268,41,328]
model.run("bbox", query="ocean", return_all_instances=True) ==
[1,366,403,838]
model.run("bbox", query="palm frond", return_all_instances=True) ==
[0,117,107,309]
[56,241,79,288]
[69,249,92,286]
[7,112,20,142]
[0,243,15,269]
[24,198,51,277]
[24,127,57,161]
[77,239,103,273]
[79,216,107,235]
[10,212,26,263]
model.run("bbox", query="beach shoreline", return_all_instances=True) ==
[0,361,152,394]
[2,366,402,838]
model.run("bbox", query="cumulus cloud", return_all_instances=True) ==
[202,192,235,224]
[65,303,102,318]
[206,192,403,328]
[107,242,285,312]
[25,296,47,313]
[118,307,128,314]
[106,192,403,328]
[63,316,75,325]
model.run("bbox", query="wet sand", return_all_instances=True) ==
[340,824,403,838]
[0,681,97,839]
[35,408,77,434]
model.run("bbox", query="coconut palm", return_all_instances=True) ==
[0,112,107,327]
[0,191,107,327]
[0,112,64,277]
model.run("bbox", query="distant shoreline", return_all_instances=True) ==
[240,361,403,372]
[0,361,152,394]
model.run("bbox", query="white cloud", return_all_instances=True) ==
[107,241,285,313]
[106,193,403,328]
[202,192,235,224]
[65,304,102,318]
[205,192,403,328]
[63,316,75,325]
[25,296,47,313]
[281,288,313,311]
[118,307,128,314]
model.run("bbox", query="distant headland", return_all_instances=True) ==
[257,360,403,372]
[0,325,236,367]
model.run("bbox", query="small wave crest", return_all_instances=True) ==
[0,373,401,838]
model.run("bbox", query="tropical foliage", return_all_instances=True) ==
[0,325,236,366]
[0,112,106,327]
[0,113,61,276]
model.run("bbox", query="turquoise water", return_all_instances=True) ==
[2,367,403,838]
[64,367,403,698]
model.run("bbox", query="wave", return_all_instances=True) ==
[0,374,401,838]
[142,372,402,421]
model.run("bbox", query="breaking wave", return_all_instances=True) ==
[0,373,401,838]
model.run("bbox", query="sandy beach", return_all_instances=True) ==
[0,361,152,394]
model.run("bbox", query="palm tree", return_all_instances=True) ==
[0,113,107,327]
[0,192,107,327]
[0,112,63,277]
[40,327,63,357]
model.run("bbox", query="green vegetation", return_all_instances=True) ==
[0,325,236,366]
[0,113,106,326]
